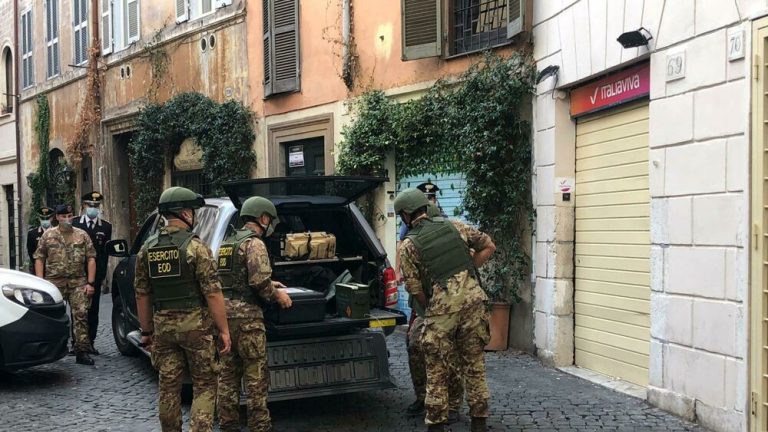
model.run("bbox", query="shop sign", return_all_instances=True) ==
[571,62,650,117]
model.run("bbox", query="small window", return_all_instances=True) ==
[20,9,33,88]
[46,0,61,78]
[2,47,12,114]
[452,0,508,55]
[263,0,300,97]
[73,0,89,65]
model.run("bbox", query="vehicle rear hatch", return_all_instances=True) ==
[223,176,387,209]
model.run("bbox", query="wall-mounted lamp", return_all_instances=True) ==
[617,27,653,48]
[536,65,560,84]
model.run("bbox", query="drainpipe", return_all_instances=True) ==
[13,0,23,270]
[341,0,352,88]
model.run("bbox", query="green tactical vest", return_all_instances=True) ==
[217,229,258,303]
[406,218,475,297]
[145,228,202,310]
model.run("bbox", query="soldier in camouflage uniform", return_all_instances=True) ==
[407,203,464,422]
[395,189,496,432]
[134,187,231,432]
[34,204,97,366]
[217,196,293,432]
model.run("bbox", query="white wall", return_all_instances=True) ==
[532,1,764,430]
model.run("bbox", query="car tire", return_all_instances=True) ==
[112,299,140,357]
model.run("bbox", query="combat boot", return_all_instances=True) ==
[426,424,445,432]
[75,352,95,366]
[470,417,487,432]
[406,399,425,416]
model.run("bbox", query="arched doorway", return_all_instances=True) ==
[46,148,75,206]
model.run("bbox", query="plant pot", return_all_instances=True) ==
[484,302,510,351]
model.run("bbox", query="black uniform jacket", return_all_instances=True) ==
[73,215,113,282]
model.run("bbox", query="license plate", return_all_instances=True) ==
[369,318,396,328]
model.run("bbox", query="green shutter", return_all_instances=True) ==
[401,0,441,60]
[264,0,299,96]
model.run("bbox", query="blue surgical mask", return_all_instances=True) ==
[86,207,100,219]
[40,219,51,229]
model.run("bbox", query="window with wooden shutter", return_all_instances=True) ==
[264,0,300,97]
[401,0,441,60]
[127,0,139,43]
[506,0,523,39]
[21,9,33,88]
[73,0,89,65]
[176,0,189,23]
[101,0,112,54]
[451,0,513,55]
[46,0,61,78]
[202,0,213,14]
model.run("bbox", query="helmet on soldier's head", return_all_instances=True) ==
[426,202,441,218]
[394,188,430,215]
[240,196,277,221]
[157,187,205,212]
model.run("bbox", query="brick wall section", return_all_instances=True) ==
[532,1,760,431]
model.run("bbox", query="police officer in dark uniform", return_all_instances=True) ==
[26,207,54,274]
[73,191,112,355]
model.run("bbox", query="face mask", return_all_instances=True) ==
[86,207,99,219]
[59,218,73,230]
[266,219,277,238]
[40,219,51,229]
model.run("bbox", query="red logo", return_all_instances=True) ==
[571,62,650,117]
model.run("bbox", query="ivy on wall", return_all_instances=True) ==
[337,52,536,302]
[129,92,257,225]
[27,95,51,225]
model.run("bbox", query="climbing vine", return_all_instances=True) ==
[129,92,257,225]
[28,95,50,224]
[67,43,103,165]
[142,30,172,102]
[337,52,536,302]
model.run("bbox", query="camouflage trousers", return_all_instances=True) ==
[58,283,91,352]
[218,318,270,432]
[408,316,464,410]
[152,327,219,432]
[422,302,490,425]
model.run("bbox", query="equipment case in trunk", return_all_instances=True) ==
[264,287,326,324]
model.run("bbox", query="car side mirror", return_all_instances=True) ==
[106,239,129,257]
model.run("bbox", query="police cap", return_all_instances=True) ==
[82,191,104,205]
[36,207,54,219]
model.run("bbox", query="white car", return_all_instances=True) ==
[0,268,70,371]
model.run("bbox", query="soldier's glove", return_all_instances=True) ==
[139,335,153,351]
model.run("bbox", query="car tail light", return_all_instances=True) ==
[382,267,398,307]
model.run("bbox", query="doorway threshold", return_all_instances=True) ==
[558,366,647,400]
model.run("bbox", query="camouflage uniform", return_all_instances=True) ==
[33,226,96,352]
[408,316,464,412]
[134,226,221,432]
[218,236,276,432]
[400,218,492,425]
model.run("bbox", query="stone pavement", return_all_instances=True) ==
[0,296,706,431]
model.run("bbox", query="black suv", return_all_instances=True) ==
[107,176,406,401]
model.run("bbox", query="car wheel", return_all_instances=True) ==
[112,300,140,357]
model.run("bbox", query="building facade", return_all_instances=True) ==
[531,1,768,431]
[0,0,19,270]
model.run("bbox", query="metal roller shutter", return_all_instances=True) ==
[574,102,650,386]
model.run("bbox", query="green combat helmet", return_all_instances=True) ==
[393,188,429,215]
[158,186,205,212]
[240,196,278,220]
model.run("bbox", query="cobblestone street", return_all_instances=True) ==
[0,296,706,432]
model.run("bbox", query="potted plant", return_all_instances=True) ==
[479,246,525,351]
